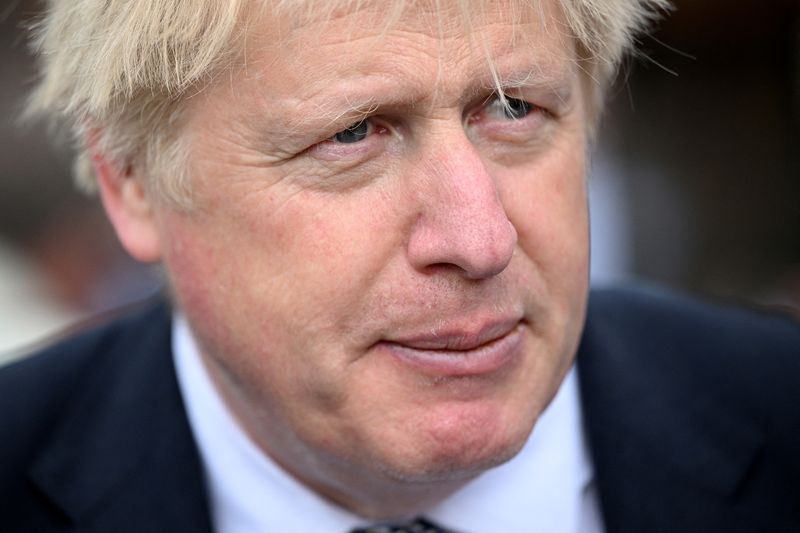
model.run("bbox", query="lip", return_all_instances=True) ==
[377,319,524,377]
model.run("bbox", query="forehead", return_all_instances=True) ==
[235,0,577,107]
[263,0,568,43]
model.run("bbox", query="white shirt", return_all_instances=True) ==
[173,314,605,533]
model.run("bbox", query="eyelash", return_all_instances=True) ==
[329,119,387,145]
[468,94,543,125]
[305,119,390,162]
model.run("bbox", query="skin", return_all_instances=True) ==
[96,0,590,519]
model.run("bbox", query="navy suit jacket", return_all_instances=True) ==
[1,286,799,532]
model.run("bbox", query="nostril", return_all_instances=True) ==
[468,224,516,279]
[406,191,518,279]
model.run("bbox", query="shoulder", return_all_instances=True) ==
[0,297,212,531]
[0,297,171,420]
[581,283,800,414]
[582,284,800,395]
[586,283,800,350]
[0,298,172,497]
[579,285,800,531]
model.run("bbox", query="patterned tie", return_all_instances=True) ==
[350,516,454,533]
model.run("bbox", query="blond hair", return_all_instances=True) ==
[27,0,670,206]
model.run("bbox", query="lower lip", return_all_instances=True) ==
[378,325,524,377]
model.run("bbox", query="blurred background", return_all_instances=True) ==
[1,0,798,362]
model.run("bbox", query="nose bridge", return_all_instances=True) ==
[430,144,506,233]
[407,135,518,279]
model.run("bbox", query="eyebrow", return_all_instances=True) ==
[307,94,383,129]
[280,76,429,134]
[277,61,577,135]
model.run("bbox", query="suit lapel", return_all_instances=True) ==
[577,289,764,533]
[28,299,213,532]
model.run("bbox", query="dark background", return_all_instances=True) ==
[1,0,798,355]
[603,0,799,310]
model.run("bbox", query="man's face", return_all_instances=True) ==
[154,0,588,506]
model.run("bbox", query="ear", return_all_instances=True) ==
[91,148,163,263]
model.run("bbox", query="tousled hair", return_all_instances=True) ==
[27,0,670,206]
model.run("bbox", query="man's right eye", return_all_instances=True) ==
[305,117,390,164]
[332,120,370,143]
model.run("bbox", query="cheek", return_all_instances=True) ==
[159,215,350,409]
[158,184,408,357]
[501,147,589,274]
[159,221,241,345]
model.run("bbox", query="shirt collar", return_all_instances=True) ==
[173,313,597,533]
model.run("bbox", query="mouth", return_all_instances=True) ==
[377,318,524,377]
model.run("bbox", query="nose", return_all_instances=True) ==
[406,138,518,280]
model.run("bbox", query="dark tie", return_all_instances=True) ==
[350,516,455,533]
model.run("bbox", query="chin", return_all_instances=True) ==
[374,402,535,485]
[378,435,527,486]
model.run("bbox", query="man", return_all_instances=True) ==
[1,1,798,532]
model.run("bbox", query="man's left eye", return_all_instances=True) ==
[485,96,534,120]
[331,120,370,143]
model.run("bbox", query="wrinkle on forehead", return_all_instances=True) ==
[200,0,581,148]
[247,0,573,76]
